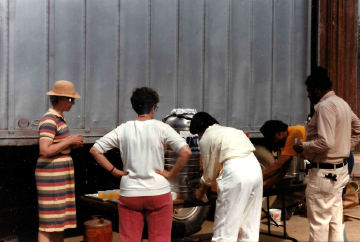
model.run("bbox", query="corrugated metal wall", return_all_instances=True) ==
[0,0,311,145]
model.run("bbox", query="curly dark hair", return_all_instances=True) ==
[260,120,288,143]
[305,66,332,90]
[190,112,219,135]
[130,87,159,115]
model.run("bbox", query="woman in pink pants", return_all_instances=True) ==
[90,87,191,242]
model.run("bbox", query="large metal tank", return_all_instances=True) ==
[163,109,200,200]
[164,151,201,200]
[163,109,209,237]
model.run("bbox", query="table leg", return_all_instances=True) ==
[260,194,298,242]
[282,193,286,236]
[267,196,270,233]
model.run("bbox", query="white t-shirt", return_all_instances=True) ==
[93,119,188,197]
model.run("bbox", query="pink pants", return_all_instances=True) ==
[118,192,173,242]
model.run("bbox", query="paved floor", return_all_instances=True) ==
[65,205,360,242]
[65,153,360,242]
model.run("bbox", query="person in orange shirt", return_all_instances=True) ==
[260,120,305,190]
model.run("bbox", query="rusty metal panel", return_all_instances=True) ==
[0,0,7,130]
[204,0,229,124]
[86,0,119,130]
[318,0,358,114]
[119,0,150,122]
[12,0,47,131]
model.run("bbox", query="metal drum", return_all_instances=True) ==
[163,109,200,200]
[163,116,192,133]
[164,150,200,199]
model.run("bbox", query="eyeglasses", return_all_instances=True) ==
[67,98,75,103]
[154,104,158,112]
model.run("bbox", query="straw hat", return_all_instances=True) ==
[46,80,81,98]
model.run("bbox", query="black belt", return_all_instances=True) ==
[307,159,347,169]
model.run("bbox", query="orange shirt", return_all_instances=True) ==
[281,125,306,157]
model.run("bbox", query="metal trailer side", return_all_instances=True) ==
[0,0,311,146]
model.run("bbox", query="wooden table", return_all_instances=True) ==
[79,193,217,211]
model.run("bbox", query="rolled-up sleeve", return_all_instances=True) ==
[163,124,188,152]
[93,128,120,154]
[351,111,360,148]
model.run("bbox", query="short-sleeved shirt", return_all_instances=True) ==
[39,108,71,155]
[94,119,188,197]
[281,126,306,157]
[36,108,76,231]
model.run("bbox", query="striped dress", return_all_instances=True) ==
[35,108,76,232]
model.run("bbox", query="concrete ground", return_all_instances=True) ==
[65,153,360,242]
[65,206,360,242]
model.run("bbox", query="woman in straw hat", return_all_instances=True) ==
[35,80,83,242]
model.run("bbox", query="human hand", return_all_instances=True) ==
[293,138,303,154]
[155,169,174,179]
[112,168,129,178]
[68,134,83,146]
[194,189,205,201]
[293,142,303,153]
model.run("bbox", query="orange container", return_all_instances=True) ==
[102,191,111,200]
[113,189,120,199]
[97,191,105,199]
[84,216,112,242]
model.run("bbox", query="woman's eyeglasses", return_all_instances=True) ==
[68,98,75,103]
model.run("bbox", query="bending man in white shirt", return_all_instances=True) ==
[190,112,263,242]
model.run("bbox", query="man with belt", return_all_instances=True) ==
[293,66,360,241]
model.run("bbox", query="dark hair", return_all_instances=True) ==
[260,120,288,142]
[50,96,59,106]
[190,112,219,135]
[130,87,159,115]
[305,66,332,90]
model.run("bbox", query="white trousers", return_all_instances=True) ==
[212,153,263,242]
[306,164,348,242]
